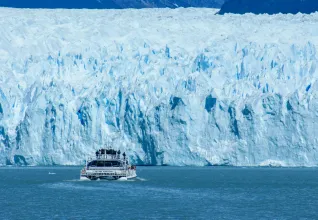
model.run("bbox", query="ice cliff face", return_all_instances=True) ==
[0,8,318,166]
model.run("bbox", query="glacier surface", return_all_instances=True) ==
[1,8,318,166]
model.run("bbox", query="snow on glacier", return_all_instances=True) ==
[0,8,318,166]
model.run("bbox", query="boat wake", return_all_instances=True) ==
[66,176,146,182]
[65,179,93,182]
[45,182,107,191]
[136,177,147,181]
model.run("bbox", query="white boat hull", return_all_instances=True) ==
[80,169,137,181]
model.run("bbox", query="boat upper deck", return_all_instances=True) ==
[87,159,127,167]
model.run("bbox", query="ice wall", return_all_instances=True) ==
[0,8,318,166]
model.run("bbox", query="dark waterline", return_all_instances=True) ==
[1,166,318,219]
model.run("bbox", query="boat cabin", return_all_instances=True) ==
[87,160,123,167]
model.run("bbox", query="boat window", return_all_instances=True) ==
[88,160,122,167]
[97,161,104,167]
[112,161,121,167]
[87,160,97,167]
[104,161,121,167]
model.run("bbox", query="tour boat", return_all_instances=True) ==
[80,148,137,180]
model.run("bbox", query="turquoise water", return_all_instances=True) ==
[1,166,318,219]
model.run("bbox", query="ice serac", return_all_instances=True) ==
[0,8,318,166]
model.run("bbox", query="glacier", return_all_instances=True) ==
[0,8,318,166]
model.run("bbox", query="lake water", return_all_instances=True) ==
[1,166,318,219]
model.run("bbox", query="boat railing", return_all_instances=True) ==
[85,169,128,175]
[86,166,126,170]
